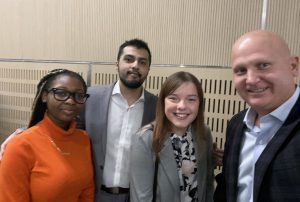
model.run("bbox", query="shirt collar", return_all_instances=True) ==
[244,86,300,128]
[270,86,300,122]
[112,80,145,101]
[170,125,192,138]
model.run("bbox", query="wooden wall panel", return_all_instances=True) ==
[0,0,265,66]
[267,0,300,60]
[1,61,300,171]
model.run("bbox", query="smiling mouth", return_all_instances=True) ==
[248,87,268,93]
[174,113,189,119]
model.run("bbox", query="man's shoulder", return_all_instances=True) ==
[144,89,158,99]
[231,109,247,121]
[87,84,115,98]
[227,109,247,129]
[88,84,114,91]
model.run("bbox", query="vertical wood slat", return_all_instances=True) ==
[1,62,300,172]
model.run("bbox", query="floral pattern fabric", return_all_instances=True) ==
[170,130,198,202]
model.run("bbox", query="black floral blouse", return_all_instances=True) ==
[170,128,198,202]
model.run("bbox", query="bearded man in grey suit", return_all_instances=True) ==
[214,30,300,202]
[78,39,157,202]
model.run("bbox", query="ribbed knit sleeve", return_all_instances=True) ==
[0,135,35,201]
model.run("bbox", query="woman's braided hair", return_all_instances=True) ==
[28,69,87,128]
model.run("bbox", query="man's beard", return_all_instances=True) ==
[120,76,144,88]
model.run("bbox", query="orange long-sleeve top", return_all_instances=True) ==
[0,113,94,202]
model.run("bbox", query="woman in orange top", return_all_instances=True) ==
[0,69,94,201]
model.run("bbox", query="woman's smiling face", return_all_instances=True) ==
[164,81,199,135]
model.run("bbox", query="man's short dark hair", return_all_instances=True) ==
[117,39,152,65]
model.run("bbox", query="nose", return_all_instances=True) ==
[246,70,260,84]
[131,60,139,69]
[177,99,187,110]
[65,95,76,105]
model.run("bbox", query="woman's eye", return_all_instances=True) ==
[75,93,85,99]
[168,96,178,102]
[56,91,68,96]
[188,98,197,102]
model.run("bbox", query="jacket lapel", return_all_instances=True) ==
[226,115,246,202]
[98,84,114,153]
[159,138,180,192]
[193,130,207,199]
[142,90,157,126]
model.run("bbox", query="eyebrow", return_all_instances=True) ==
[52,87,85,92]
[187,95,199,98]
[169,93,198,97]
[123,54,148,61]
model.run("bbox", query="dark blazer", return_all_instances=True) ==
[77,83,157,201]
[214,92,300,202]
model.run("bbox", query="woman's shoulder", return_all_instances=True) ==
[204,124,212,138]
[203,123,210,131]
[191,124,212,145]
[137,123,153,135]
[13,126,40,141]
[75,128,89,136]
[5,127,39,154]
[71,129,91,145]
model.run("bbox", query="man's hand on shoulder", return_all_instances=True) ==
[0,128,25,161]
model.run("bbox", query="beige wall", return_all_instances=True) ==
[0,0,299,66]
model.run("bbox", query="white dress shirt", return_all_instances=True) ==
[237,86,300,202]
[102,81,144,188]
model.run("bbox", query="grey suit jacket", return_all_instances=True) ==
[130,124,214,202]
[77,82,157,201]
[214,91,300,202]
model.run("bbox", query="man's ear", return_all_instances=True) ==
[115,61,119,71]
[290,56,299,77]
